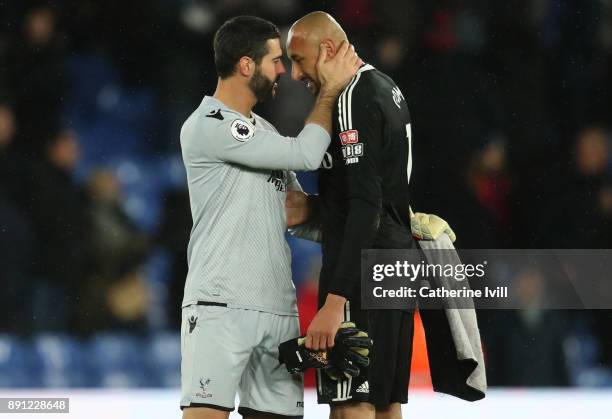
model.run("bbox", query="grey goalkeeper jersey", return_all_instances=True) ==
[180,96,330,315]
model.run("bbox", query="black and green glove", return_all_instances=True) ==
[325,322,373,380]
[278,336,329,374]
[278,322,373,380]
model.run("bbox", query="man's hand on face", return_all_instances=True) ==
[305,293,347,351]
[316,41,361,95]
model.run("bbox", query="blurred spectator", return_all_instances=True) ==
[0,103,33,334]
[75,169,150,334]
[5,5,65,152]
[87,169,149,280]
[482,269,570,387]
[536,126,612,247]
[0,103,19,191]
[25,129,88,332]
[466,138,512,245]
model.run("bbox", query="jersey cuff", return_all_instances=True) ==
[327,282,354,301]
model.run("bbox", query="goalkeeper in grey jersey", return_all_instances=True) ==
[179,16,361,419]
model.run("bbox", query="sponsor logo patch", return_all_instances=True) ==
[342,143,364,165]
[230,119,254,142]
[339,129,359,145]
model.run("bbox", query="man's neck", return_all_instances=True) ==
[213,77,256,118]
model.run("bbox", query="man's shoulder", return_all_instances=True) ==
[199,98,237,126]
[181,99,246,151]
[338,64,398,104]
[251,112,279,133]
[338,64,375,97]
[361,67,401,97]
[192,99,255,138]
[355,68,409,113]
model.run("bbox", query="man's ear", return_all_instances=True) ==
[238,56,254,77]
[321,39,336,60]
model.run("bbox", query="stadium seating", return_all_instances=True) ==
[1,331,612,389]
[89,333,151,387]
[0,335,34,387]
[146,332,181,387]
[33,334,91,387]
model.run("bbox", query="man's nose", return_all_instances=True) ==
[292,64,305,81]
[277,61,286,76]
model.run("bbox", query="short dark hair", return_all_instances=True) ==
[214,16,281,79]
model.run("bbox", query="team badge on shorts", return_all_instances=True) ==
[231,119,254,142]
[196,378,212,398]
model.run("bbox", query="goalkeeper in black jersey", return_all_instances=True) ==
[286,11,417,418]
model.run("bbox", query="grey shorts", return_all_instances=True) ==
[180,303,304,417]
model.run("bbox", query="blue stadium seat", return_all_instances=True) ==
[0,335,33,387]
[154,154,187,191]
[146,332,181,387]
[89,333,152,387]
[33,334,90,387]
[63,53,120,122]
[109,157,164,232]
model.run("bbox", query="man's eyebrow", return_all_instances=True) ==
[273,54,283,60]
[289,54,301,61]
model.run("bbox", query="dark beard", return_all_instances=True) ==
[249,66,276,103]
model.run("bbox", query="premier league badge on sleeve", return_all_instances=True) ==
[231,119,254,142]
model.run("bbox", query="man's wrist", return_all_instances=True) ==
[318,87,340,101]
[325,293,347,308]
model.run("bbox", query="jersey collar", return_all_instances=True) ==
[358,63,375,73]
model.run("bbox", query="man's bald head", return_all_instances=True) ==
[286,12,350,95]
[288,11,347,48]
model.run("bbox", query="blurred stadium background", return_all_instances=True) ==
[1,0,612,417]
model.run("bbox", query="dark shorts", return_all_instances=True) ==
[316,301,414,407]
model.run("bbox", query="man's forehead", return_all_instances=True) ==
[266,38,282,55]
[287,33,307,57]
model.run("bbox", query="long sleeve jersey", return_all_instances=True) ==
[317,64,416,303]
[180,95,329,315]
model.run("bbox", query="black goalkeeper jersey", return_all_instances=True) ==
[318,64,416,303]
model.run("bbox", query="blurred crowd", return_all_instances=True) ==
[1,0,612,388]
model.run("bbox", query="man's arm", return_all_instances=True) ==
[191,42,361,172]
[305,83,385,350]
[327,86,383,298]
[201,120,329,171]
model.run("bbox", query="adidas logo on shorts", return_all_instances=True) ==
[356,381,370,394]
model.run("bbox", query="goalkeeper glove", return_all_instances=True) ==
[278,322,373,379]
[410,209,456,242]
[324,321,373,380]
[278,336,329,374]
